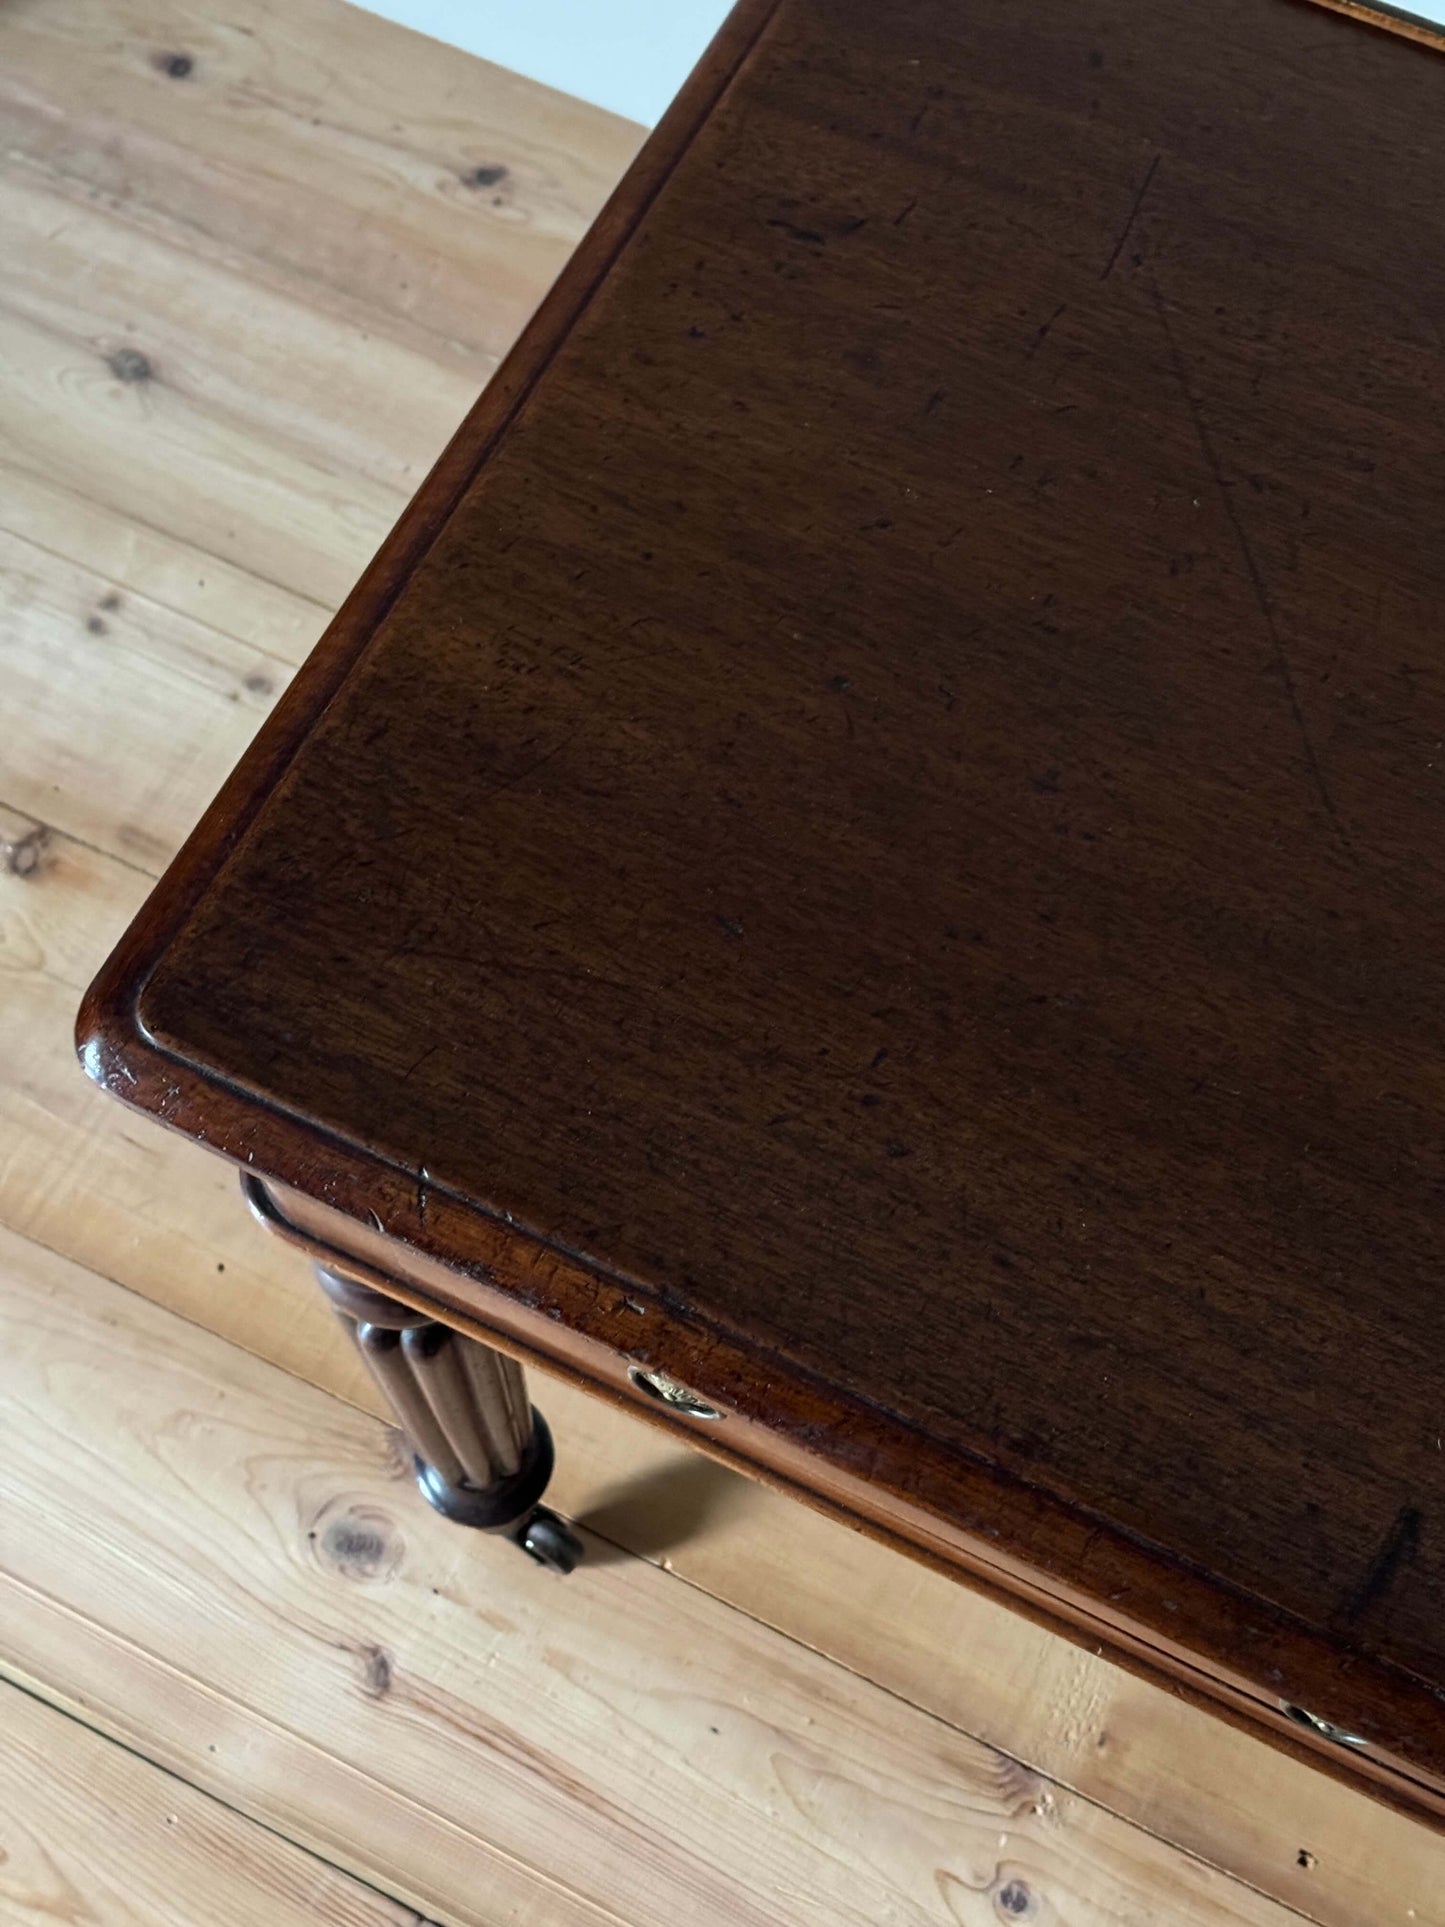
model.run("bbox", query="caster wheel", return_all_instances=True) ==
[517,1508,583,1573]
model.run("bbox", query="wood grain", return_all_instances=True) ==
[3,817,1441,1927]
[0,301,398,606]
[0,0,640,609]
[0,1682,416,1927]
[1,0,1439,1913]
[0,0,643,365]
[0,1223,1315,1927]
[0,461,327,661]
[0,526,293,865]
[86,0,1445,1793]
[1,170,476,501]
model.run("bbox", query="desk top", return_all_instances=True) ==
[84,0,1445,1795]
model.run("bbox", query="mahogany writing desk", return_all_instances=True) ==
[81,0,1445,1819]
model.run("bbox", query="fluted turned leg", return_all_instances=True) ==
[315,1263,581,1572]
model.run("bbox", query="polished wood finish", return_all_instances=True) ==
[11,0,1431,1911]
[80,0,1445,1806]
[298,1212,575,1558]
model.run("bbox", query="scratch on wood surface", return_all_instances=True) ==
[400,1041,441,1086]
[1100,153,1160,279]
[1148,279,1358,865]
[1025,303,1067,360]
[477,736,570,803]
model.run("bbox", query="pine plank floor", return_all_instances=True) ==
[0,2,1439,1920]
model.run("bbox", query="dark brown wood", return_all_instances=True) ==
[305,1229,575,1560]
[79,0,1445,1812]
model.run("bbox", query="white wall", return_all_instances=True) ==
[353,1,731,126]
[355,0,1445,128]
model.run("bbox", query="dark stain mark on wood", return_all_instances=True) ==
[465,164,509,188]
[243,671,276,698]
[359,1643,394,1698]
[1100,152,1160,279]
[325,1519,388,1571]
[716,914,744,940]
[152,50,194,79]
[86,614,108,636]
[2,822,50,879]
[100,592,122,613]
[996,1877,1036,1919]
[767,216,826,246]
[312,1504,404,1583]
[1297,1849,1317,1869]
[1342,1504,1423,1624]
[106,347,153,384]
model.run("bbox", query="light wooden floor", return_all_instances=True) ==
[0,3,1438,1921]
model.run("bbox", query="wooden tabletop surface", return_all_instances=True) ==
[84,0,1445,1794]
